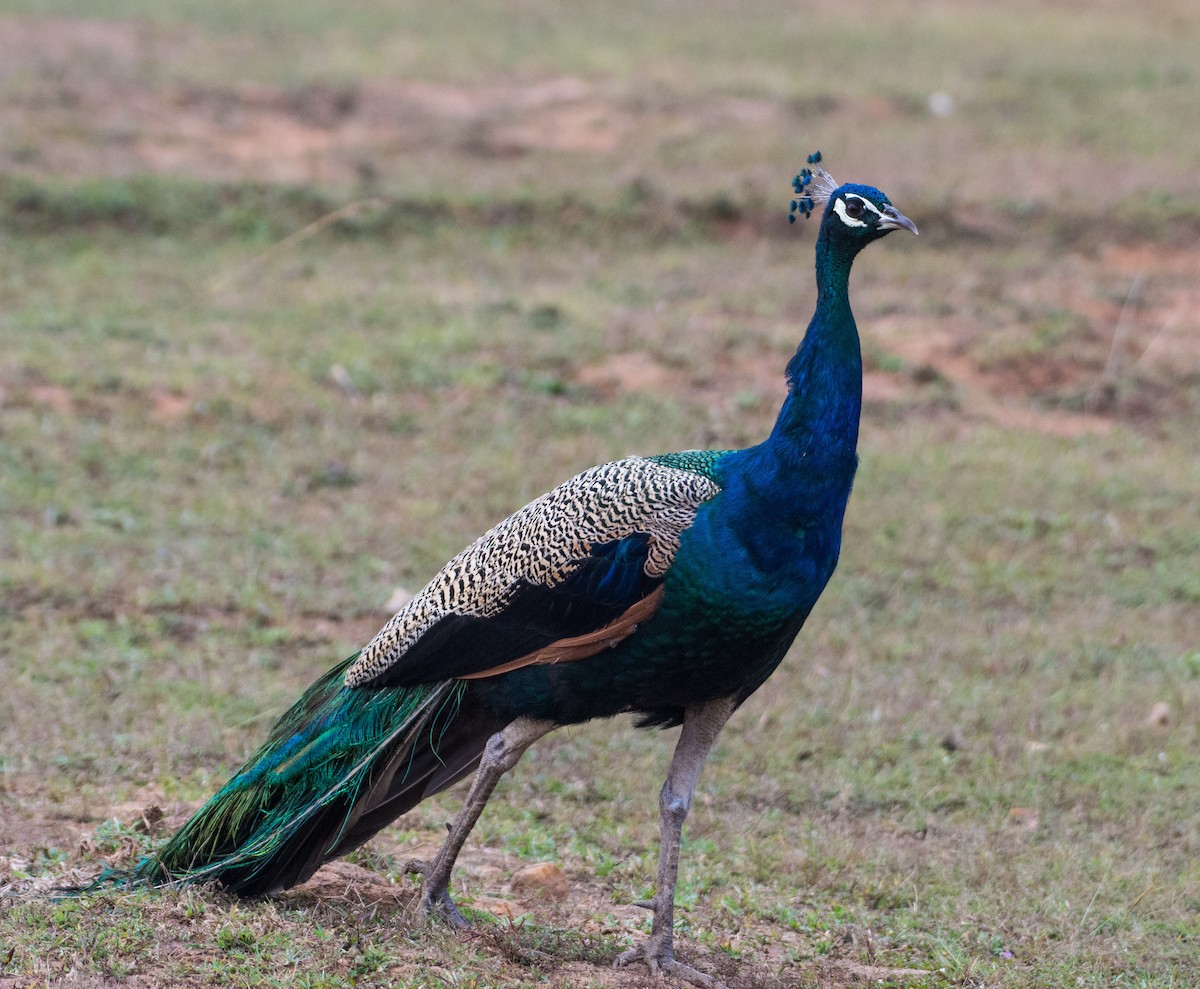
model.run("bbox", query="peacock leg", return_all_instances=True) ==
[405,716,555,926]
[615,697,736,989]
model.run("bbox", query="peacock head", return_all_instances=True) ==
[789,152,917,247]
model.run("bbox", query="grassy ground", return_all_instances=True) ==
[2,2,1199,987]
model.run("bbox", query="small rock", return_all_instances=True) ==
[472,896,522,920]
[1146,702,1170,727]
[511,862,569,903]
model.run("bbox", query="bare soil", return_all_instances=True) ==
[3,14,1196,432]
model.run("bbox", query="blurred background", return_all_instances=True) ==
[1,3,1198,987]
[2,1,1198,421]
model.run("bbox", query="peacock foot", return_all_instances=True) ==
[403,858,469,929]
[615,936,727,989]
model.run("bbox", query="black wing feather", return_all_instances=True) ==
[368,533,660,687]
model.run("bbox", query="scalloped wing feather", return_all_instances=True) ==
[344,456,721,687]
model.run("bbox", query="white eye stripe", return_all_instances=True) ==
[833,195,883,228]
[833,198,867,228]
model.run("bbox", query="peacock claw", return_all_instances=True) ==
[404,858,469,929]
[615,939,726,989]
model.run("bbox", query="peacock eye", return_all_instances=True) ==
[843,197,865,219]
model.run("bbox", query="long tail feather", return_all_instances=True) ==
[73,653,492,897]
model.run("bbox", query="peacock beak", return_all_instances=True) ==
[878,204,918,235]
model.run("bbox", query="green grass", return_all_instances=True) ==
[2,1,1200,987]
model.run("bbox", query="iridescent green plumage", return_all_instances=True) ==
[93,662,470,895]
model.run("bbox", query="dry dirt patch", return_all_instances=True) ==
[4,15,1196,431]
[0,16,722,183]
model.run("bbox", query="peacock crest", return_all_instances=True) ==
[788,151,840,223]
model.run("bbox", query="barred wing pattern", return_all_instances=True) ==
[344,455,722,688]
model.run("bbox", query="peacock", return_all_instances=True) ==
[77,153,916,987]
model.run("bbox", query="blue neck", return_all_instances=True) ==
[771,234,863,464]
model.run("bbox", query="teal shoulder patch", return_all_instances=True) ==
[646,449,731,482]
